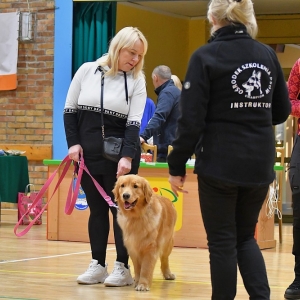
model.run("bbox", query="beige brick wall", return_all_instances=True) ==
[0,0,55,204]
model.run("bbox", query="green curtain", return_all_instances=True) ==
[72,2,116,76]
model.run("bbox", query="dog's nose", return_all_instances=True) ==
[123,193,130,200]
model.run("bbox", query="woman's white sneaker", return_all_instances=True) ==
[104,261,134,287]
[77,259,109,284]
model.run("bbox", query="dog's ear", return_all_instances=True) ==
[143,178,153,203]
[112,179,120,203]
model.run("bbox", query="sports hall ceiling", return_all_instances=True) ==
[127,0,300,18]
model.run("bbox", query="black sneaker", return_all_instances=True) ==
[285,279,300,299]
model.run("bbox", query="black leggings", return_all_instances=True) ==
[80,172,128,267]
[198,176,270,300]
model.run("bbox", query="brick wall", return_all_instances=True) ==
[0,0,55,205]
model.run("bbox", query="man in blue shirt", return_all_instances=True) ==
[140,65,181,162]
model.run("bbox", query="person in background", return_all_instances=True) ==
[140,65,181,162]
[63,27,148,287]
[284,57,300,300]
[139,96,156,134]
[167,0,290,299]
[171,74,183,90]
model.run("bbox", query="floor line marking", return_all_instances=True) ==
[0,297,39,300]
[0,247,115,264]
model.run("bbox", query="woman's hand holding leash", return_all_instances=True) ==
[169,175,188,196]
[68,144,83,162]
[117,157,132,178]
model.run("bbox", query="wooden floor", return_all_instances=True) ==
[0,209,296,300]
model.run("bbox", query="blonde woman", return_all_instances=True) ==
[168,0,290,299]
[171,74,182,90]
[64,27,148,286]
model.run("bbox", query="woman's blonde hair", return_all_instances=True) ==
[100,27,148,79]
[207,0,258,39]
[171,74,182,91]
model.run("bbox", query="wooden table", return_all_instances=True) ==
[44,160,280,249]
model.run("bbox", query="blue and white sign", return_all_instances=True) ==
[73,178,88,210]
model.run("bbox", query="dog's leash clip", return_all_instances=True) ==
[105,196,118,210]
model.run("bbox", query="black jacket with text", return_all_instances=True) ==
[168,24,290,186]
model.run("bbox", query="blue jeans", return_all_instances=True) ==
[198,176,270,300]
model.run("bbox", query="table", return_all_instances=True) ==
[44,160,280,249]
[0,155,30,222]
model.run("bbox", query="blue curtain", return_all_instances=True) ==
[72,2,116,76]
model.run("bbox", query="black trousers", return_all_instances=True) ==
[289,134,300,276]
[198,176,270,300]
[80,172,128,267]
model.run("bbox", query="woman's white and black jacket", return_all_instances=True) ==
[64,60,146,174]
[168,24,291,186]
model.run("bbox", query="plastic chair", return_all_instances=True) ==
[141,143,157,162]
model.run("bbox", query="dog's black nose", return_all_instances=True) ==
[123,193,130,200]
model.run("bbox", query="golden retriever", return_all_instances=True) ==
[113,174,177,291]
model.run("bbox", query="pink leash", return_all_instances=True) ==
[14,155,118,237]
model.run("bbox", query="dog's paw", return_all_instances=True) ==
[135,283,150,291]
[164,273,176,280]
[134,277,139,287]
